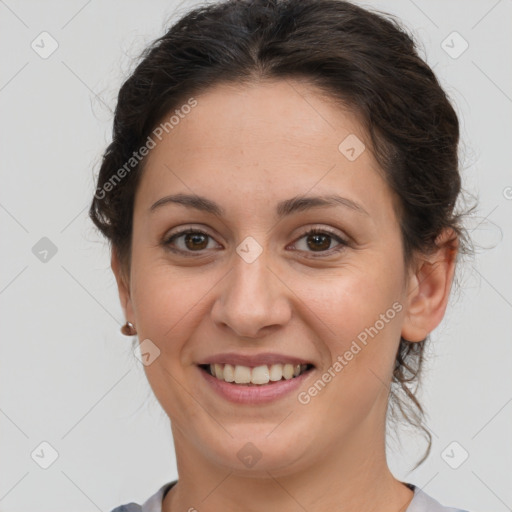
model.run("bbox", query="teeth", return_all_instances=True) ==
[214,363,223,379]
[283,363,294,379]
[269,364,283,381]
[234,365,251,384]
[206,363,309,385]
[251,365,270,385]
[223,364,234,382]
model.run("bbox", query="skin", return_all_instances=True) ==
[112,79,458,512]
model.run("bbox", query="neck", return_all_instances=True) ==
[162,412,414,512]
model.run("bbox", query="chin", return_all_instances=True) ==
[203,431,311,477]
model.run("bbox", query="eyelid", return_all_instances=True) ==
[294,225,347,241]
[165,225,215,240]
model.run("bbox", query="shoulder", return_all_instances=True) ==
[109,480,471,512]
[406,483,470,512]
[108,481,177,512]
[109,505,142,512]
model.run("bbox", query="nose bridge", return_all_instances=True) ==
[211,249,290,338]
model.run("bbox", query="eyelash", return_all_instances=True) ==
[162,227,348,258]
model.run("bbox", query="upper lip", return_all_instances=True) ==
[197,352,315,367]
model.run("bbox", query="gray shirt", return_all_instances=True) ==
[109,481,470,512]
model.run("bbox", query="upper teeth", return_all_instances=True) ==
[209,363,308,385]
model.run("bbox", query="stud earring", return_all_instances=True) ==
[121,321,137,336]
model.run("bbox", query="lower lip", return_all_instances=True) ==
[198,366,314,404]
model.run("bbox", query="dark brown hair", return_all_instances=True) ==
[89,0,472,469]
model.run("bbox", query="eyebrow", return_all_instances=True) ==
[149,193,369,218]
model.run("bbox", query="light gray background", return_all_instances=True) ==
[1,1,511,511]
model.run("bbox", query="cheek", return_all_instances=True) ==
[297,260,405,408]
[300,263,404,344]
[130,263,186,342]
[130,261,209,420]
[297,271,404,435]
[129,254,224,356]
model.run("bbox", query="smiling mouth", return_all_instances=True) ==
[198,363,314,386]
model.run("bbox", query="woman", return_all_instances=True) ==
[90,0,472,510]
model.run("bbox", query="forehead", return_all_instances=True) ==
[154,79,366,155]
[135,79,393,218]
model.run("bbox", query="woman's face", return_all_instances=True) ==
[114,79,421,476]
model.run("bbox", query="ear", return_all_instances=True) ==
[401,228,458,342]
[111,248,135,324]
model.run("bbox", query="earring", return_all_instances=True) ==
[121,321,137,336]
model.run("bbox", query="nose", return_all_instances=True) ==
[210,251,292,339]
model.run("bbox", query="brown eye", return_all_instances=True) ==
[183,232,208,250]
[306,232,332,251]
[292,228,348,256]
[164,229,220,253]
